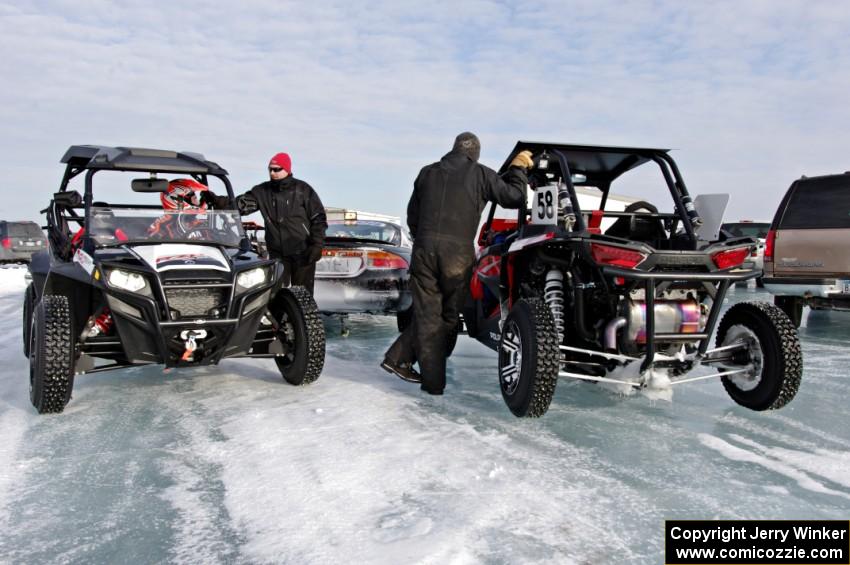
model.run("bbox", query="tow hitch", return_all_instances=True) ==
[180,329,207,362]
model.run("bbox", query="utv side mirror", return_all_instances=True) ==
[53,190,83,208]
[131,178,169,193]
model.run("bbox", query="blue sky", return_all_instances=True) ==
[1,1,849,223]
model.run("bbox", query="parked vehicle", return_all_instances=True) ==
[23,145,325,413]
[463,141,802,418]
[721,220,770,287]
[314,208,412,323]
[1,220,47,263]
[763,172,850,327]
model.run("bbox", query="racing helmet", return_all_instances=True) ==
[161,178,209,211]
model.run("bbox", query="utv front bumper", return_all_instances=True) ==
[84,262,282,368]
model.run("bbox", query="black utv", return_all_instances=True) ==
[464,142,802,417]
[23,145,325,413]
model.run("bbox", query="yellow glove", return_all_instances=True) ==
[510,150,534,170]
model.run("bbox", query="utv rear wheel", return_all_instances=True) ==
[272,286,325,385]
[29,295,75,414]
[715,301,802,411]
[498,297,559,417]
[22,283,35,358]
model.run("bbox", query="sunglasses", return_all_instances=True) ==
[268,166,284,173]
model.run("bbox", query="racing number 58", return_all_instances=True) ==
[534,185,557,225]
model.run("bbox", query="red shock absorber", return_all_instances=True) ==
[91,308,113,336]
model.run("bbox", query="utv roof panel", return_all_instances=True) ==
[60,145,227,175]
[500,141,670,184]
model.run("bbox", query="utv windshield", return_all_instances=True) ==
[88,207,244,247]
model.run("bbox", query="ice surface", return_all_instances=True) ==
[0,268,848,563]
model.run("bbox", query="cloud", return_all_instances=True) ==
[1,0,849,221]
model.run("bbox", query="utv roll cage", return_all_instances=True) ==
[498,141,703,245]
[490,142,759,373]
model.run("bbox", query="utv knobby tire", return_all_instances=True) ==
[498,297,559,418]
[716,301,802,411]
[273,286,325,385]
[22,283,35,358]
[29,294,75,414]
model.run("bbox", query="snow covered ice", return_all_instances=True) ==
[0,267,848,564]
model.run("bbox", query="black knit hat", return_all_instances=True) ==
[452,132,481,162]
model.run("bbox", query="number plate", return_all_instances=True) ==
[316,255,363,275]
[530,185,558,226]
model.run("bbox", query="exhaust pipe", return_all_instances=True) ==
[604,317,628,351]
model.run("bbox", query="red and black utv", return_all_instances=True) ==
[464,142,802,417]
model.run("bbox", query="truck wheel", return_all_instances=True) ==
[498,297,559,417]
[715,301,802,411]
[22,283,35,357]
[29,295,75,414]
[272,286,325,385]
[774,296,803,328]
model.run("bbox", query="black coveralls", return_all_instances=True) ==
[385,150,526,393]
[229,177,327,293]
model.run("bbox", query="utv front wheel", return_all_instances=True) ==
[22,283,36,357]
[715,301,802,411]
[498,297,559,417]
[272,286,325,385]
[29,295,75,413]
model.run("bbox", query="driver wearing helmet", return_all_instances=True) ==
[148,178,210,239]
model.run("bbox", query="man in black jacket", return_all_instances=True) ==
[207,152,327,293]
[382,132,533,395]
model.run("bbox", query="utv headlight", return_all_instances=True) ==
[237,267,267,291]
[107,269,148,293]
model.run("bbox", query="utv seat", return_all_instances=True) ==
[605,201,667,244]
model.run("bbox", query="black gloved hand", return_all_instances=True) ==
[303,245,323,265]
[199,190,219,208]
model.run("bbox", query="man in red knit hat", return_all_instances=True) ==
[206,152,327,293]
